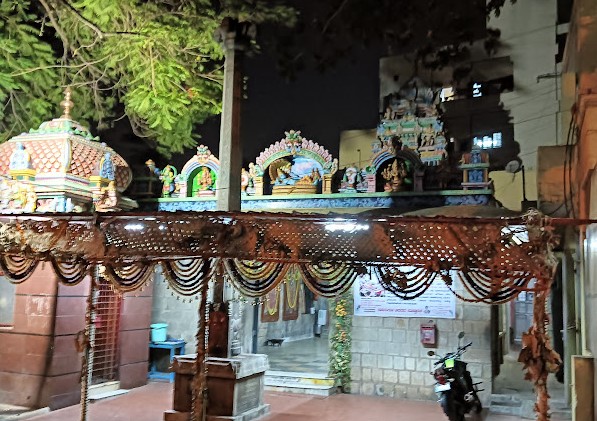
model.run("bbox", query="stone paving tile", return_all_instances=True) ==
[21,381,568,421]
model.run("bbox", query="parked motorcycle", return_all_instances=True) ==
[428,332,483,421]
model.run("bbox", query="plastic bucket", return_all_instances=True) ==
[150,323,168,342]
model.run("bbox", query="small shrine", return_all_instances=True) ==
[148,145,220,199]
[0,88,136,213]
[246,130,338,196]
[460,146,492,190]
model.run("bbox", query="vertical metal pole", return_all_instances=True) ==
[80,265,98,421]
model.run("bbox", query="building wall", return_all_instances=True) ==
[152,271,319,354]
[119,287,153,389]
[0,266,59,408]
[491,169,538,212]
[0,267,152,410]
[151,271,200,351]
[491,0,560,169]
[257,285,317,346]
[349,301,492,404]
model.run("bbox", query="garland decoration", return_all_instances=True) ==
[102,262,156,292]
[329,291,352,393]
[223,259,288,296]
[0,254,38,283]
[52,258,89,286]
[300,262,359,297]
[161,258,211,296]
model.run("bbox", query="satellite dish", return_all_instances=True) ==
[505,160,522,174]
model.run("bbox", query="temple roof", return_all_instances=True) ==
[0,89,132,192]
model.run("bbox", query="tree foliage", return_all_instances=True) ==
[0,0,513,156]
[0,0,294,156]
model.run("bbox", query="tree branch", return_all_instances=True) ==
[58,0,145,38]
[322,0,350,35]
[38,0,70,61]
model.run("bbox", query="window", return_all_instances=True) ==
[0,277,16,326]
[473,132,502,149]
[472,83,482,97]
[440,87,456,102]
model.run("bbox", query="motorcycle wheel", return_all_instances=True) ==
[439,393,465,421]
[475,398,483,414]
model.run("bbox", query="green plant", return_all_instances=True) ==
[0,0,295,157]
[329,292,352,393]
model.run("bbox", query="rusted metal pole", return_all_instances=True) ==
[191,272,210,421]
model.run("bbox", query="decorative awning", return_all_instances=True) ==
[0,209,557,303]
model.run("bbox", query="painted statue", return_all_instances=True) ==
[9,142,31,170]
[382,159,410,192]
[160,165,177,197]
[340,166,359,192]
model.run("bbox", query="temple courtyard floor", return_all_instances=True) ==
[2,381,566,421]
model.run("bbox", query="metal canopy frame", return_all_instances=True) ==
[0,210,567,421]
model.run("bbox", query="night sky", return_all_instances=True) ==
[105,42,384,173]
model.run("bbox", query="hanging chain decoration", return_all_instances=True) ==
[51,257,89,286]
[374,266,438,300]
[0,254,39,283]
[223,259,288,297]
[102,262,156,293]
[299,262,362,297]
[160,258,212,296]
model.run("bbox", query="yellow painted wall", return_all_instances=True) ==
[339,129,376,169]
[490,169,537,212]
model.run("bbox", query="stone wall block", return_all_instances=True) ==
[382,318,396,328]
[363,354,378,370]
[378,328,393,342]
[379,355,393,369]
[393,356,405,370]
[410,373,426,386]
[361,367,372,382]
[371,368,383,383]
[405,357,416,371]
[392,329,406,343]
[361,382,374,396]
[352,340,370,354]
[416,359,430,372]
[370,318,383,328]
[398,370,410,385]
[383,369,398,383]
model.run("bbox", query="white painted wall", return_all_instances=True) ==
[491,0,560,170]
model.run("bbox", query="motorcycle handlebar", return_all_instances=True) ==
[433,342,473,366]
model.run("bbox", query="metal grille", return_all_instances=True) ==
[91,278,122,385]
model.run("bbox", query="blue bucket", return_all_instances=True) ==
[150,323,168,342]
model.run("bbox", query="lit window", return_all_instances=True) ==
[440,87,455,102]
[473,132,502,149]
[472,83,482,97]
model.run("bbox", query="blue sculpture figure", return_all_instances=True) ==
[9,142,31,170]
[99,151,115,180]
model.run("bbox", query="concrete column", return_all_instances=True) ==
[216,20,246,212]
[563,249,577,405]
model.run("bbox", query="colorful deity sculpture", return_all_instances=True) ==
[382,159,411,192]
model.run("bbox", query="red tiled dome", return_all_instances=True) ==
[0,118,132,192]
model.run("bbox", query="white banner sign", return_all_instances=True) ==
[353,270,456,319]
